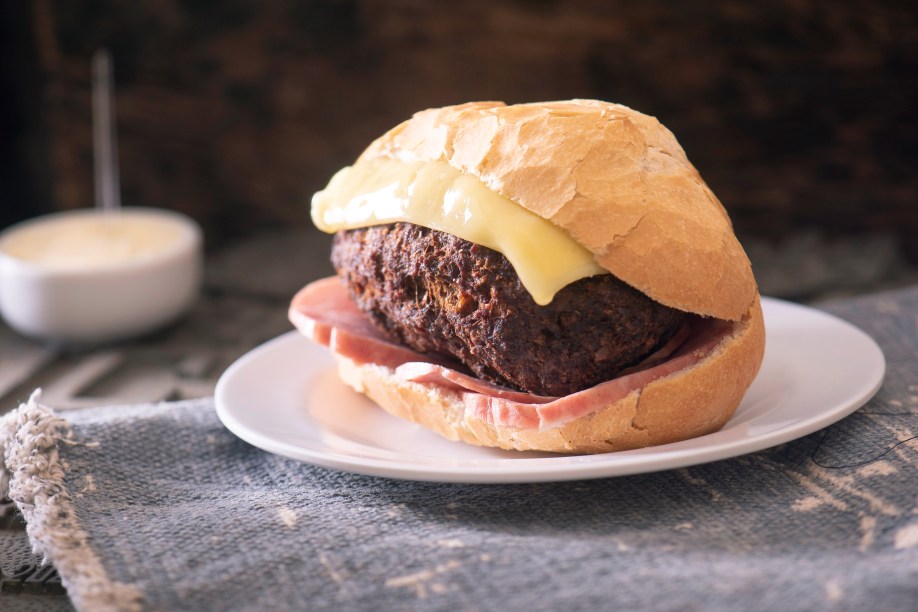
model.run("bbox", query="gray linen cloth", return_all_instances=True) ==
[2,288,918,611]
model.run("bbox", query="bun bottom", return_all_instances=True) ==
[334,299,765,454]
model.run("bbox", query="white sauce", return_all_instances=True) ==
[0,211,187,271]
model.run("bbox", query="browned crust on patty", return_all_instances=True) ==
[332,223,686,397]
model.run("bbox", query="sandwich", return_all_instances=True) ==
[289,100,765,453]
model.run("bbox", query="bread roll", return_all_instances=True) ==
[295,100,765,453]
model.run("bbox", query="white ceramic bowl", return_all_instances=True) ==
[0,207,202,344]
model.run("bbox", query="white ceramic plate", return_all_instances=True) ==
[215,298,885,483]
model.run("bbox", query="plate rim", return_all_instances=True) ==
[215,297,886,483]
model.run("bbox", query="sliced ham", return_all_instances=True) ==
[290,277,731,432]
[290,277,389,345]
[290,278,461,370]
[459,319,728,430]
[394,362,556,404]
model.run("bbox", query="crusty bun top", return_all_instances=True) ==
[359,100,756,321]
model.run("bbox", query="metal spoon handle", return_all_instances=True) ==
[92,48,121,213]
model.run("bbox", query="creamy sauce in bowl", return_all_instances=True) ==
[0,208,202,343]
[0,209,194,272]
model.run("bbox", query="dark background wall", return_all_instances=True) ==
[2,0,916,259]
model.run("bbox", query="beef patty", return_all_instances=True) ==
[331,223,686,396]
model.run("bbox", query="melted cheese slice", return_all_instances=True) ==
[311,158,607,305]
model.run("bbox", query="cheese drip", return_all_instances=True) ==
[311,159,607,305]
